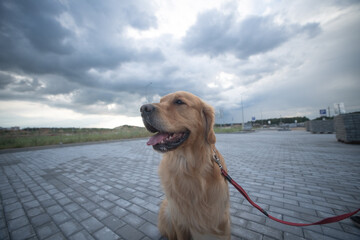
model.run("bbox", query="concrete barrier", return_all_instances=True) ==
[309,120,334,133]
[334,113,360,143]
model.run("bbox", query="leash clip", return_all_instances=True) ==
[212,149,223,170]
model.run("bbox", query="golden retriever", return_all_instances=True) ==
[140,91,230,240]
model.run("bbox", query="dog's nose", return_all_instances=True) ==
[140,104,155,113]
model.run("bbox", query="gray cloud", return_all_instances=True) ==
[0,0,165,115]
[0,72,13,89]
[0,1,73,55]
[0,0,163,80]
[182,10,321,59]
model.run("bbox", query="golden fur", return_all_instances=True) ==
[142,91,230,240]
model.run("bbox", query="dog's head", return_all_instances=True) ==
[140,91,216,153]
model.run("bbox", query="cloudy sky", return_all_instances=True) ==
[0,0,359,128]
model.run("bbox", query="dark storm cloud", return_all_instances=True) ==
[0,1,73,55]
[66,0,157,32]
[182,10,321,59]
[0,0,163,86]
[0,72,42,93]
[0,72,13,89]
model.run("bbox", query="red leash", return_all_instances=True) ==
[213,151,360,226]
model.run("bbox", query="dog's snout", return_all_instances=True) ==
[140,104,155,114]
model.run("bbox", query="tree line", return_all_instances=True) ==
[254,116,309,125]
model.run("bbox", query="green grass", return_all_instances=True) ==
[214,125,243,133]
[0,126,153,150]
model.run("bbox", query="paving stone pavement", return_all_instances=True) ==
[0,130,360,240]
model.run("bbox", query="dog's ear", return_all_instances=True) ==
[202,103,216,145]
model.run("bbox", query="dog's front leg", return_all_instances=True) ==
[172,223,191,240]
[158,198,191,240]
[158,199,177,239]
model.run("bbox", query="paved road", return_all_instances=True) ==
[0,130,360,240]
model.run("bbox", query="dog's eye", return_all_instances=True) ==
[174,99,185,105]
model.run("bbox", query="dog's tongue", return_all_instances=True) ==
[147,132,169,146]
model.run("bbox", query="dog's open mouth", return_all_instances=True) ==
[147,131,190,152]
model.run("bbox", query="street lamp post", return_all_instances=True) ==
[145,82,152,103]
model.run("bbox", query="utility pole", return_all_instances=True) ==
[219,108,223,128]
[241,96,245,130]
[145,82,152,103]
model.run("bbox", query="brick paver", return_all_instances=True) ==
[0,130,359,239]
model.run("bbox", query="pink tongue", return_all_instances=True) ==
[147,133,169,146]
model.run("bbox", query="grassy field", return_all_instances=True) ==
[0,125,244,150]
[0,126,153,150]
[214,125,243,133]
